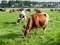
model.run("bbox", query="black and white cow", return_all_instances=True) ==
[16,9,30,24]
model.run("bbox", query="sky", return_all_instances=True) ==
[0,0,60,3]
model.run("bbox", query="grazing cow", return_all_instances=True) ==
[55,9,58,11]
[9,9,12,13]
[50,9,54,11]
[0,9,2,11]
[54,9,60,12]
[16,8,24,12]
[12,9,15,12]
[34,8,41,13]
[26,8,31,12]
[16,9,30,24]
[23,13,49,38]
[9,9,15,13]
[0,9,6,12]
[16,8,19,12]
[19,8,24,11]
[58,9,60,12]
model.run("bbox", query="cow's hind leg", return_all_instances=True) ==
[35,28,38,36]
[43,25,46,34]
[35,26,39,36]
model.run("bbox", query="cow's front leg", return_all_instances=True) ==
[35,27,39,36]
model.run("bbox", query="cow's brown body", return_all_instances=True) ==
[23,13,49,37]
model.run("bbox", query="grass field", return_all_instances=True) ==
[0,8,60,45]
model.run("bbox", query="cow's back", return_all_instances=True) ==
[31,13,48,27]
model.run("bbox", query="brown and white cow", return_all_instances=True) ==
[9,8,16,13]
[23,13,49,38]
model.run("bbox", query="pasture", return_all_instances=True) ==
[0,8,60,45]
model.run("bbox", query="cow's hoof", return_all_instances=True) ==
[22,36,25,38]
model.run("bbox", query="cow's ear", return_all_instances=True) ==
[23,25,26,28]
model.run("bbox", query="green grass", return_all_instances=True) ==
[0,8,60,45]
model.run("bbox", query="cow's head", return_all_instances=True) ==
[22,25,30,38]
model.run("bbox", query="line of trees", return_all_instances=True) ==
[0,1,60,8]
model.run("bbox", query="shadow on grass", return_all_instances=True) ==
[0,33,23,45]
[44,34,60,45]
[0,22,16,25]
[0,40,7,45]
[0,33,22,39]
